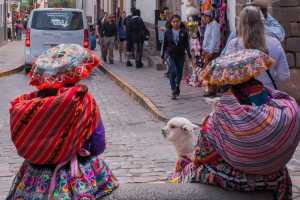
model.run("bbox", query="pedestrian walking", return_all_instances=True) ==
[100,15,117,64]
[15,20,23,41]
[221,0,286,55]
[125,8,135,67]
[7,14,12,41]
[127,9,150,69]
[117,11,127,63]
[201,10,221,97]
[161,15,192,100]
[223,6,290,89]
[89,25,97,51]
[97,12,108,59]
[6,44,118,200]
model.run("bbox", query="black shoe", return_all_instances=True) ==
[136,62,143,68]
[203,91,217,97]
[171,91,177,100]
[126,61,133,67]
[175,86,180,96]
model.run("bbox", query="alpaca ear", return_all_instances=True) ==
[182,124,198,134]
[191,124,199,131]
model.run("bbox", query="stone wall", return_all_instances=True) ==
[272,0,300,68]
[272,0,300,102]
[236,0,300,102]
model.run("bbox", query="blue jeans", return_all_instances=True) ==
[166,55,185,91]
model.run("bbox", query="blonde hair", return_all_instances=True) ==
[238,6,267,53]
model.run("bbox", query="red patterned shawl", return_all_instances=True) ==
[10,85,100,165]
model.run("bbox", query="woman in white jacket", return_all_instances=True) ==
[223,6,290,89]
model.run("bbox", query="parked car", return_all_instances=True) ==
[25,8,89,71]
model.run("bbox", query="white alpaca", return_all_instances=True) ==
[162,117,199,159]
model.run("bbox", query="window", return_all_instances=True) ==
[31,10,83,31]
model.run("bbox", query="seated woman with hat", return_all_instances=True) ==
[169,7,299,200]
[7,44,119,199]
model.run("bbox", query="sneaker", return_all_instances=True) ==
[136,61,143,68]
[175,86,180,96]
[203,91,217,97]
[164,72,169,78]
[126,61,133,67]
[171,91,177,100]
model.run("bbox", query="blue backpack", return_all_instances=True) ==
[117,24,127,40]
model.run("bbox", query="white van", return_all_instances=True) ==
[25,8,89,66]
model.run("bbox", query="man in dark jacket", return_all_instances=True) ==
[101,15,117,64]
[127,9,149,68]
[124,8,135,67]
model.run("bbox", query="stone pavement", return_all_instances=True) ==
[96,49,212,125]
[0,41,25,76]
[83,70,177,185]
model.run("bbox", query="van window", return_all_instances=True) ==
[31,11,83,30]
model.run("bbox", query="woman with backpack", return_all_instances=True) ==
[7,44,118,200]
[161,15,192,100]
[223,5,290,90]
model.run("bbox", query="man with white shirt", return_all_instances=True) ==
[7,13,12,41]
[202,10,221,97]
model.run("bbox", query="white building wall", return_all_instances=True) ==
[135,0,156,24]
[227,0,236,33]
[85,0,96,24]
[124,0,131,16]
[103,0,109,13]
[76,0,83,9]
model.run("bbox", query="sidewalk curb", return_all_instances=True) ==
[100,65,169,123]
[0,65,24,78]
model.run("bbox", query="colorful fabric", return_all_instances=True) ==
[199,49,275,86]
[10,85,100,165]
[6,156,119,200]
[207,89,300,175]
[232,79,270,106]
[190,38,201,57]
[29,44,100,90]
[185,61,203,87]
[169,127,293,200]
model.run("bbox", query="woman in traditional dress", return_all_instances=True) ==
[170,52,299,200]
[7,44,118,200]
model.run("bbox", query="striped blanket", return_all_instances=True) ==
[207,89,300,175]
[10,85,100,165]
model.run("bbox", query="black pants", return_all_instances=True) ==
[166,55,185,91]
[7,28,12,40]
[133,42,144,68]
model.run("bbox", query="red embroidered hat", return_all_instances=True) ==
[29,44,101,90]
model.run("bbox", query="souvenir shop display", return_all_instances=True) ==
[183,0,228,88]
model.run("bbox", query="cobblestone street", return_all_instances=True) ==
[0,70,176,199]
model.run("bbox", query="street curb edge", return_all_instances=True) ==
[100,65,169,123]
[0,65,24,78]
